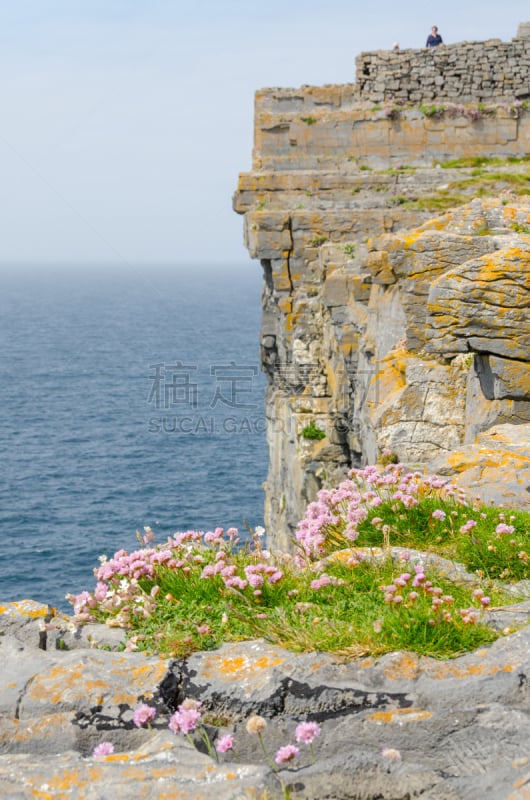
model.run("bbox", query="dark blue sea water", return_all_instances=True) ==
[0,263,267,611]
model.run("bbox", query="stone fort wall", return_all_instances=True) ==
[355,22,530,103]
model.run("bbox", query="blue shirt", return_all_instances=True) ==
[426,33,443,47]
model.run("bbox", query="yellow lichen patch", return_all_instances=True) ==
[217,656,246,674]
[359,659,375,669]
[11,600,51,618]
[445,446,530,475]
[129,660,168,688]
[402,230,425,249]
[512,772,530,791]
[224,772,238,780]
[111,691,145,705]
[27,666,108,705]
[47,769,87,791]
[327,547,383,565]
[382,653,421,681]
[424,661,517,680]
[12,713,71,743]
[201,652,285,683]
[103,753,131,763]
[366,707,433,724]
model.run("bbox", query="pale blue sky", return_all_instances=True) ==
[0,1,528,265]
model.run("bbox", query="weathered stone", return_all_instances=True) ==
[0,602,276,799]
[430,423,530,508]
[426,243,530,359]
[475,354,530,400]
[3,600,530,799]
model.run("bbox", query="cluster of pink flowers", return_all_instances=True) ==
[168,699,202,735]
[458,588,491,625]
[379,564,490,626]
[496,523,515,535]
[200,550,285,596]
[295,465,464,558]
[310,573,344,591]
[67,525,288,626]
[273,720,321,766]
[460,519,477,534]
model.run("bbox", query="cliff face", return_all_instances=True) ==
[234,31,530,550]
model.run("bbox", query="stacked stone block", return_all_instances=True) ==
[356,24,530,104]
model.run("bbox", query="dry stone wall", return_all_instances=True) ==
[356,22,530,103]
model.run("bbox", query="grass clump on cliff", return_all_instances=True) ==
[398,192,468,212]
[440,155,530,169]
[300,421,326,440]
[68,465,529,661]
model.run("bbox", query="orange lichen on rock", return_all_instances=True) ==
[382,653,421,680]
[7,600,51,618]
[424,661,517,680]
[366,707,433,724]
[200,651,285,683]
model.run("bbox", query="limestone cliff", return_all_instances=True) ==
[234,27,530,550]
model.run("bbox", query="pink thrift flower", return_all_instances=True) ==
[247,573,264,589]
[93,742,114,757]
[460,520,477,534]
[94,582,108,601]
[310,573,332,590]
[216,734,234,753]
[496,523,515,535]
[168,706,201,734]
[133,703,156,728]
[196,624,210,635]
[432,509,446,521]
[295,721,321,744]
[275,744,300,765]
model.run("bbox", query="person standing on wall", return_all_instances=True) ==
[426,26,443,47]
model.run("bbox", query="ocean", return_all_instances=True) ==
[0,263,268,611]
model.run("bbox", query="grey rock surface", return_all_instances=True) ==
[2,600,530,798]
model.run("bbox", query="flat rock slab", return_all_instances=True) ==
[430,423,530,510]
[2,600,530,799]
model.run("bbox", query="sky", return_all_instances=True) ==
[1,1,529,267]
